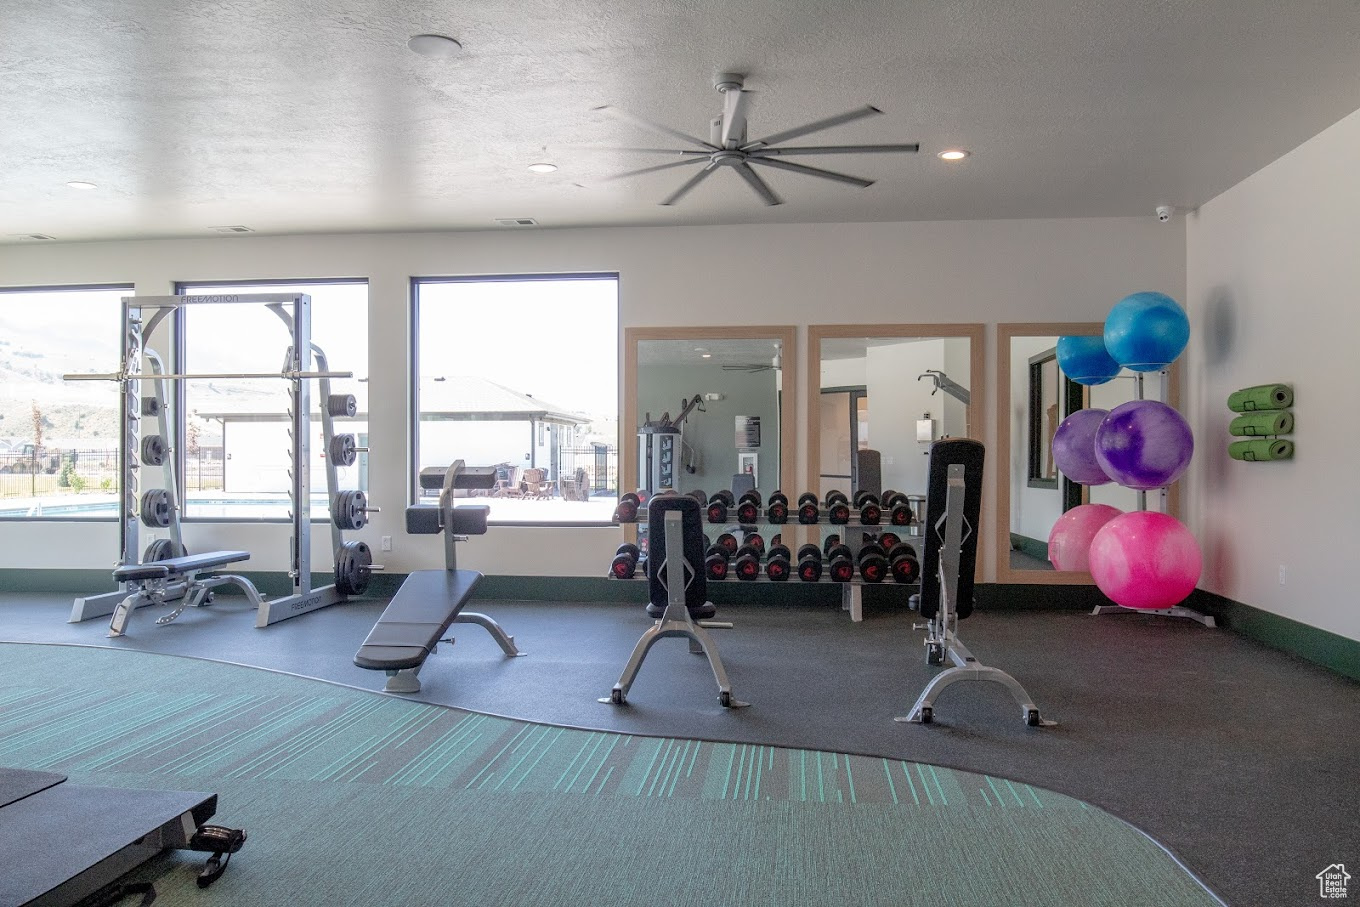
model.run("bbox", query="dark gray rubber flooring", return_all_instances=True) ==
[4,590,1358,907]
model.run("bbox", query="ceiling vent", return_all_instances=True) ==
[209,225,255,233]
[495,217,539,227]
[7,233,55,241]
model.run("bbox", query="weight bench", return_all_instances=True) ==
[600,494,748,709]
[105,550,263,638]
[354,461,523,693]
[896,439,1053,728]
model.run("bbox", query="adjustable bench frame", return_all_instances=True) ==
[601,497,748,709]
[896,441,1053,728]
[104,550,262,638]
[354,461,523,693]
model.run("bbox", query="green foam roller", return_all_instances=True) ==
[1229,439,1294,461]
[1229,411,1293,437]
[1227,384,1293,412]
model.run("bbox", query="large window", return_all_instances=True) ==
[412,275,618,523]
[0,285,130,520]
[177,280,369,520]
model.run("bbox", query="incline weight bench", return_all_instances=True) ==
[601,494,748,709]
[101,550,264,638]
[353,461,523,693]
[897,438,1054,728]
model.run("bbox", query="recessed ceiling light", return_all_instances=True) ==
[693,347,707,352]
[527,162,558,174]
[407,34,462,57]
[66,180,97,190]
[937,150,970,161]
[701,353,712,359]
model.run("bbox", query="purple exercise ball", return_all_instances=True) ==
[1094,400,1194,490]
[1052,408,1111,485]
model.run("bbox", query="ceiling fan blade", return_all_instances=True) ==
[734,162,783,206]
[594,105,717,152]
[744,105,882,149]
[721,90,751,149]
[601,157,709,182]
[751,143,919,155]
[660,162,719,206]
[748,156,874,188]
[563,146,711,155]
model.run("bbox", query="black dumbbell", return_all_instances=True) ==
[744,532,765,556]
[889,500,913,525]
[769,533,783,549]
[766,491,789,524]
[613,492,641,523]
[796,544,823,582]
[705,543,729,562]
[797,492,819,524]
[706,552,730,581]
[882,489,904,507]
[736,491,761,523]
[707,492,729,523]
[821,534,842,557]
[857,542,889,583]
[825,490,851,525]
[766,548,791,581]
[857,493,882,525]
[714,532,739,558]
[688,489,708,506]
[827,544,855,582]
[734,547,761,581]
[890,548,921,584]
[610,543,642,579]
[879,531,901,553]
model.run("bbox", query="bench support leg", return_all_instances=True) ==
[454,612,524,657]
[384,666,424,694]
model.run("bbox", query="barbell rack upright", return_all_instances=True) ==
[67,293,358,628]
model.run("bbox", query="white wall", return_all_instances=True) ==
[1185,106,1360,641]
[0,217,1183,578]
[865,339,944,495]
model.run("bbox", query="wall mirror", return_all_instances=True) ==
[996,323,1182,584]
[806,324,983,507]
[622,326,797,502]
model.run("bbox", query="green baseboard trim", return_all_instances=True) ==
[1185,589,1360,683]
[1009,533,1049,561]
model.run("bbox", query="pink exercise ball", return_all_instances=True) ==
[1088,511,1202,609]
[1048,503,1123,571]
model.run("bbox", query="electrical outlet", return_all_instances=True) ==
[381,536,393,552]
[1278,565,1287,586]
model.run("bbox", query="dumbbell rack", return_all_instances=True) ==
[616,503,921,623]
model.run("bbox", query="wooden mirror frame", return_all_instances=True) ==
[995,322,1182,584]
[621,325,797,496]
[805,323,985,496]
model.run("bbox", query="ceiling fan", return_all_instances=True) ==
[595,73,919,207]
[721,343,784,372]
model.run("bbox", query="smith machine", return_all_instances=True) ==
[66,293,377,635]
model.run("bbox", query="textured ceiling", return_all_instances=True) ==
[3,0,1359,244]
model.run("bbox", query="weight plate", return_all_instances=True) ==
[329,433,358,467]
[141,434,167,466]
[331,489,368,530]
[328,394,358,418]
[139,489,172,528]
[335,540,373,595]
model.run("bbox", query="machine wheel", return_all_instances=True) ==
[919,707,933,724]
[1026,709,1040,727]
[720,690,732,708]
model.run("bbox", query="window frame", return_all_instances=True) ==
[0,282,134,522]
[409,272,620,527]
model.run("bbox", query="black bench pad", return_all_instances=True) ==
[113,550,250,583]
[354,570,482,672]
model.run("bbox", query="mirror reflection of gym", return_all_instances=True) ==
[996,323,1182,584]
[623,327,796,502]
[808,325,982,517]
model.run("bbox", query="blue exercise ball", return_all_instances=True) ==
[1056,335,1121,386]
[1104,291,1190,371]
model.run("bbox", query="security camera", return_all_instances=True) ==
[1156,205,1174,223]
